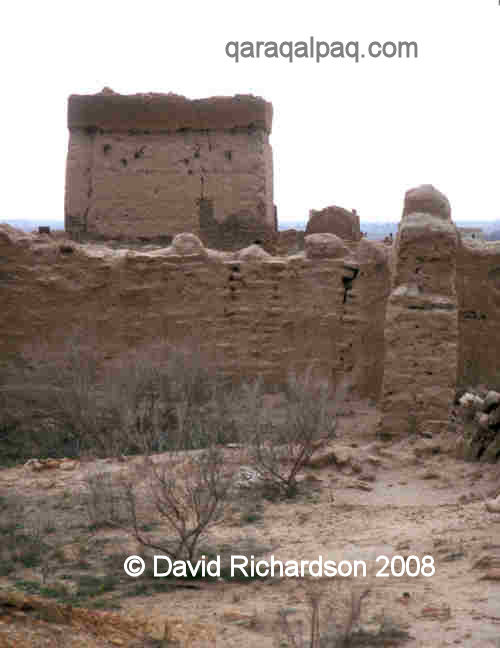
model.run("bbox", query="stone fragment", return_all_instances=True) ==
[482,438,500,463]
[475,412,491,431]
[459,392,484,412]
[485,495,500,513]
[489,407,500,429]
[306,444,355,469]
[483,391,500,413]
[345,479,373,492]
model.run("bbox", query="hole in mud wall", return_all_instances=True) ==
[134,147,145,159]
[120,158,128,167]
[225,150,233,161]
[341,267,359,304]
[103,144,112,154]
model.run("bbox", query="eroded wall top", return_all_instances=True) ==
[305,206,361,242]
[68,91,273,133]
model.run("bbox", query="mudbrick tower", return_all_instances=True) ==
[65,89,275,250]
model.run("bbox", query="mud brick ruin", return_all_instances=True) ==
[1,92,500,440]
[64,90,275,250]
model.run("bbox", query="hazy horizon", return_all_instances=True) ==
[2,1,499,224]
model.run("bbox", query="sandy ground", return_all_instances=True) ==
[1,404,500,647]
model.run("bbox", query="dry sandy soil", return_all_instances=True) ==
[1,403,500,648]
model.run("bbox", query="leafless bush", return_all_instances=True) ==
[83,469,131,529]
[0,495,56,576]
[245,372,335,498]
[123,444,233,561]
[0,335,236,462]
[275,580,409,648]
[276,581,370,648]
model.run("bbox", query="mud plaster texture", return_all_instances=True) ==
[2,185,500,438]
[65,91,275,252]
[306,205,362,242]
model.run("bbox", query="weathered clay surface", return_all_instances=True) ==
[304,233,350,259]
[305,206,361,241]
[65,91,275,251]
[2,186,500,429]
[68,91,273,133]
[457,242,500,387]
[0,224,389,401]
[402,184,451,221]
[378,185,460,439]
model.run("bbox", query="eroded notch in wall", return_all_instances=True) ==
[342,266,359,304]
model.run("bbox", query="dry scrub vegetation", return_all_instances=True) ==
[0,339,412,647]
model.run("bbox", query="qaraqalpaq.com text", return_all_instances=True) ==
[225,38,418,63]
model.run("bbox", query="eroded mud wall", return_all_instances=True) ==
[0,226,389,401]
[379,186,459,438]
[457,242,500,388]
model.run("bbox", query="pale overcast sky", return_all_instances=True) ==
[2,0,499,225]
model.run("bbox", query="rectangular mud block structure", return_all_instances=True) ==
[65,90,275,250]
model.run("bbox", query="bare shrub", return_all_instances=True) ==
[0,335,236,462]
[0,495,57,576]
[0,334,115,458]
[276,581,370,648]
[123,445,233,561]
[83,469,131,529]
[245,372,335,498]
[275,580,409,647]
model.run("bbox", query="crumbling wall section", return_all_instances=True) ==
[457,241,500,387]
[305,206,361,242]
[0,225,389,401]
[379,185,459,439]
